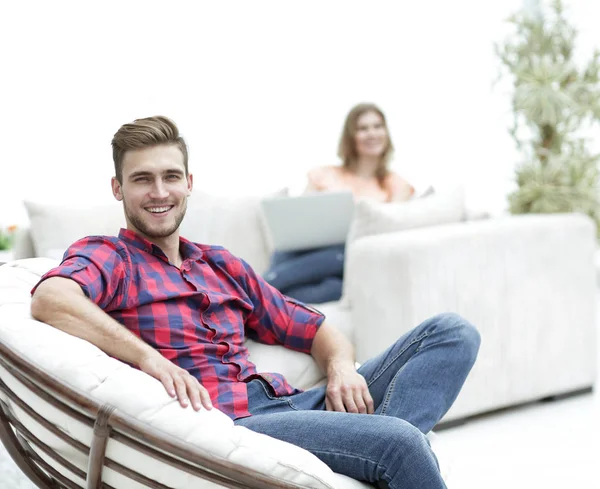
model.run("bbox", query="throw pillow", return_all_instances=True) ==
[340,186,466,307]
[24,193,272,274]
[346,185,466,244]
[179,192,271,274]
[24,200,125,260]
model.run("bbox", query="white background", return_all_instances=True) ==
[1,0,599,226]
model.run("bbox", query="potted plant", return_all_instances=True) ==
[496,0,600,229]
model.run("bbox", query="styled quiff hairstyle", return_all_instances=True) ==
[337,103,394,186]
[111,116,189,183]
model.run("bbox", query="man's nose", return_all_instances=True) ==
[149,180,169,199]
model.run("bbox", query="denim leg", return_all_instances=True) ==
[237,379,446,489]
[283,277,343,304]
[263,245,345,291]
[269,250,303,267]
[357,312,481,433]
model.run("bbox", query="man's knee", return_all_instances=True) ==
[428,312,481,360]
[380,418,431,456]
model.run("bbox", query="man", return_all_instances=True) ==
[31,116,480,489]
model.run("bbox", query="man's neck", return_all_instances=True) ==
[156,237,183,268]
[130,228,183,267]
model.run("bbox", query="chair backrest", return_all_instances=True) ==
[0,339,311,489]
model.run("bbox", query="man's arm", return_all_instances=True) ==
[31,277,212,411]
[310,321,374,414]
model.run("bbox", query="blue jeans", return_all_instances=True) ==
[264,245,345,303]
[235,313,481,489]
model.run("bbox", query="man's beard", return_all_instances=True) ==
[123,198,187,239]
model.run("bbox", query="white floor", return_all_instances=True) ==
[434,391,599,488]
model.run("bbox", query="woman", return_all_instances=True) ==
[264,103,414,304]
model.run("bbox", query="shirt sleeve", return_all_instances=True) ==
[31,236,129,311]
[226,253,325,354]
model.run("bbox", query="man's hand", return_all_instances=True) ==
[138,351,213,412]
[325,363,374,414]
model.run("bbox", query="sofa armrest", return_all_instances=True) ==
[345,213,597,365]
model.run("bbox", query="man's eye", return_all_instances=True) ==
[135,177,150,183]
[166,174,180,180]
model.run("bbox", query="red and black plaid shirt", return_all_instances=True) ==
[34,229,324,420]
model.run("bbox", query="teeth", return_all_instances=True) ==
[147,206,171,213]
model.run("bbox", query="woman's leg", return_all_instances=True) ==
[263,245,345,291]
[281,277,343,304]
[268,250,303,267]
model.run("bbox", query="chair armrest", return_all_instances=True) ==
[0,260,347,489]
[344,213,597,363]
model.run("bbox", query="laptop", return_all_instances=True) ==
[260,191,355,252]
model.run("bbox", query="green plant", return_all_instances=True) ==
[496,0,600,228]
[0,225,17,251]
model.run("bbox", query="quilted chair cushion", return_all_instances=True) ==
[0,259,371,489]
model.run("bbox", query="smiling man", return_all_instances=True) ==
[30,116,480,489]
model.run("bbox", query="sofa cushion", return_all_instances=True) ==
[340,187,466,307]
[0,259,372,489]
[347,186,466,243]
[24,200,126,260]
[180,192,271,274]
[23,193,271,274]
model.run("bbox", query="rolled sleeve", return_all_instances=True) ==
[31,237,128,311]
[230,255,325,353]
[280,297,324,353]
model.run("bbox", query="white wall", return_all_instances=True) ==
[1,0,598,226]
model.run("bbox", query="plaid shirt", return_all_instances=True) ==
[34,229,325,420]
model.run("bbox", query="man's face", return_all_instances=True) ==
[111,144,193,241]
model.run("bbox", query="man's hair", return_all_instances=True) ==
[111,116,189,183]
[337,103,394,186]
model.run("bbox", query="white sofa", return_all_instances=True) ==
[0,191,597,487]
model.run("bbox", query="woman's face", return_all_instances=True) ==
[353,110,389,159]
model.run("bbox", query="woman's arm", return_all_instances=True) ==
[304,167,323,193]
[304,166,338,194]
[386,172,415,202]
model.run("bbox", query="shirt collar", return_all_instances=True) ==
[118,228,203,262]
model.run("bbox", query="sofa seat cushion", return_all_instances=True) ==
[0,259,372,489]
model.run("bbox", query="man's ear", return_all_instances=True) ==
[187,173,194,196]
[111,177,123,201]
